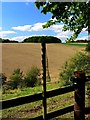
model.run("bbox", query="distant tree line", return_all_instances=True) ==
[22,36,61,43]
[0,37,89,43]
[0,38,18,43]
[66,39,89,43]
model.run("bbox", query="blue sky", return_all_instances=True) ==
[0,2,88,42]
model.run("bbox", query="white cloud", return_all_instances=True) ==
[2,22,88,42]
[0,31,16,38]
[11,23,74,42]
[54,29,73,42]
[48,24,64,33]
[12,25,32,31]
[10,36,30,42]
[82,27,88,31]
[10,34,46,42]
[30,22,46,31]
[76,35,89,40]
[12,23,65,34]
[12,23,46,32]
[55,33,68,42]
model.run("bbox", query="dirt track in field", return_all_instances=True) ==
[2,43,85,82]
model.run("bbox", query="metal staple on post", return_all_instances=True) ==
[41,41,47,120]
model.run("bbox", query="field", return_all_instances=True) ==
[2,43,90,119]
[2,43,85,82]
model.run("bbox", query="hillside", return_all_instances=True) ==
[2,43,85,82]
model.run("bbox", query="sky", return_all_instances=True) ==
[0,1,88,42]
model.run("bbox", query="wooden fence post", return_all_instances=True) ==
[41,41,47,120]
[74,71,85,120]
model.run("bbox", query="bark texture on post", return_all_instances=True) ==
[74,71,85,120]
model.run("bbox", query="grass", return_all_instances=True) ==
[63,43,87,47]
[2,82,61,100]
[2,82,90,119]
[2,86,42,100]
[2,82,75,119]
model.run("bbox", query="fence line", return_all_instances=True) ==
[1,84,90,119]
[1,85,74,110]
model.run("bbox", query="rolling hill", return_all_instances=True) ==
[2,43,85,82]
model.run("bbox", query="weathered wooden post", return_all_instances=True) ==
[74,71,85,120]
[41,41,47,120]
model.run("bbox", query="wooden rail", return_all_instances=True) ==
[2,80,90,109]
[1,85,74,120]
[28,105,74,120]
[1,86,74,110]
[1,93,42,109]
[1,77,90,110]
[1,83,90,120]
[1,85,90,119]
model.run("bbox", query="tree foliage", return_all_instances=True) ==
[2,66,41,92]
[35,2,90,41]
[25,66,41,87]
[9,68,24,89]
[0,73,7,85]
[0,38,18,43]
[60,52,90,86]
[23,36,61,43]
[86,42,90,51]
[68,39,89,43]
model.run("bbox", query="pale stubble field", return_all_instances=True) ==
[2,43,85,82]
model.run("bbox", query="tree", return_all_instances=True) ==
[35,2,90,113]
[0,73,7,85]
[9,68,24,89]
[23,36,61,43]
[35,1,90,41]
[86,42,90,51]
[0,38,18,43]
[60,52,90,86]
[25,66,41,87]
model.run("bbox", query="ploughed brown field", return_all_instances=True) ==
[2,43,85,82]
